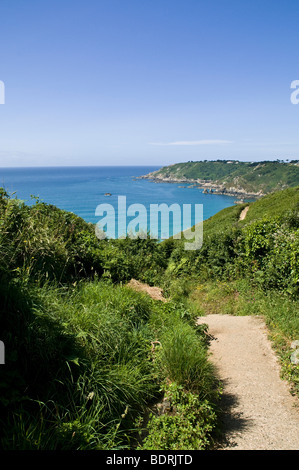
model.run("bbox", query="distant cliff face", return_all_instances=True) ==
[139,160,299,197]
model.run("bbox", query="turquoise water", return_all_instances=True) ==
[0,166,240,238]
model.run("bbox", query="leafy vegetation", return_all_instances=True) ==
[146,160,299,194]
[191,279,299,395]
[160,186,299,397]
[138,383,218,450]
[1,182,299,450]
[0,188,217,450]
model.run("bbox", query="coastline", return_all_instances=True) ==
[137,172,263,201]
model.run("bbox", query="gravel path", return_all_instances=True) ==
[239,205,249,220]
[197,314,299,450]
[127,279,167,301]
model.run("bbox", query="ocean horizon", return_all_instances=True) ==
[0,165,242,238]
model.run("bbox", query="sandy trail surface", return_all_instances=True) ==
[127,279,167,301]
[197,314,299,450]
[239,205,249,220]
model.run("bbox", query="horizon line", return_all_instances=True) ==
[0,158,296,169]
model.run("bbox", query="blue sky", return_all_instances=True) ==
[0,0,299,167]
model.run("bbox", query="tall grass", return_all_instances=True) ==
[0,279,161,449]
[0,190,229,449]
[158,319,216,398]
[0,272,219,449]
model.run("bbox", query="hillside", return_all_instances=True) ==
[202,185,299,235]
[0,184,298,450]
[0,189,219,450]
[140,160,299,197]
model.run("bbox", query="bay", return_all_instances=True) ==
[0,165,240,238]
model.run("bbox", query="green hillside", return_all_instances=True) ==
[144,160,299,195]
[202,185,299,236]
[0,189,219,450]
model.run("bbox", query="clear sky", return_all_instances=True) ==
[0,0,299,167]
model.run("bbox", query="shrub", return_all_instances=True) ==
[139,383,218,450]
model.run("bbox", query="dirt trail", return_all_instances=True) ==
[127,279,167,301]
[197,314,299,450]
[239,205,249,220]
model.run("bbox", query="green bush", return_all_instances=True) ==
[139,383,218,450]
[0,192,105,284]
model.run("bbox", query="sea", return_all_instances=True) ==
[0,166,242,239]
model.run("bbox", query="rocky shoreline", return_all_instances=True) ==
[137,172,263,200]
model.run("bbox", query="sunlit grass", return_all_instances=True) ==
[191,278,299,395]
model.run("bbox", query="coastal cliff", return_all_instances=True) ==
[138,170,264,199]
[138,160,299,199]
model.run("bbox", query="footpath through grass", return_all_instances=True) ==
[0,278,220,450]
[0,189,220,450]
[1,184,299,449]
[191,279,299,396]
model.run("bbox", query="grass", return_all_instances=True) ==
[191,278,299,396]
[202,203,246,238]
[0,279,160,449]
[0,189,221,450]
[1,183,299,449]
[0,273,219,449]
[157,316,217,398]
[239,186,299,225]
